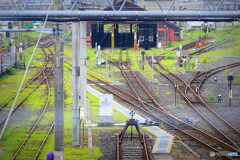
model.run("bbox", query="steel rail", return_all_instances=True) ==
[33,47,54,160]
[33,122,54,160]
[184,62,240,138]
[89,64,236,157]
[172,41,198,51]
[0,40,54,127]
[189,39,230,56]
[67,57,239,156]
[190,63,240,137]
[142,133,149,160]
[0,35,52,110]
[0,55,53,127]
[153,57,240,150]
[110,61,161,109]
[116,134,120,160]
[110,59,239,154]
[11,46,53,160]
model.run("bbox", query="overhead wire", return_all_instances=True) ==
[0,0,53,140]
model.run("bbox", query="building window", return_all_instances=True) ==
[174,30,180,37]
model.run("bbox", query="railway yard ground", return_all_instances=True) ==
[0,25,240,160]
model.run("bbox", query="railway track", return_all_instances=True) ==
[148,56,240,157]
[172,40,199,51]
[118,135,148,160]
[10,43,54,160]
[0,36,55,159]
[189,39,230,56]
[88,59,238,159]
[116,118,149,160]
[153,57,240,146]
[0,38,54,126]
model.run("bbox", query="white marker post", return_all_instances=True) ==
[98,94,114,127]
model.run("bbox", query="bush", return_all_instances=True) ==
[6,67,18,75]
[188,28,194,32]
[166,54,175,59]
[202,58,207,63]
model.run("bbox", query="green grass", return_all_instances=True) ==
[165,91,172,95]
[0,47,44,105]
[22,46,45,67]
[24,85,48,110]
[184,30,206,38]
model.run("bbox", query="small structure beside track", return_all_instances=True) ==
[87,85,174,159]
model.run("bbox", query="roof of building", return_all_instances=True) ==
[166,22,182,30]
[113,0,134,4]
[104,0,146,11]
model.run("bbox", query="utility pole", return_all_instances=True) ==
[0,36,2,75]
[53,0,64,159]
[72,22,81,146]
[79,21,87,123]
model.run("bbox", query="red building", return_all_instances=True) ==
[157,21,181,46]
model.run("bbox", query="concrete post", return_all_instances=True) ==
[79,21,87,120]
[72,22,81,146]
[0,37,2,74]
[53,0,64,158]
[53,23,64,153]
[86,99,93,154]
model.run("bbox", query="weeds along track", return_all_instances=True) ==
[0,39,53,126]
[2,35,52,55]
[188,39,231,57]
[88,60,238,159]
[22,34,52,49]
[172,40,199,51]
[0,35,53,110]
[155,38,230,59]
[11,44,54,160]
[0,39,54,160]
[148,56,240,156]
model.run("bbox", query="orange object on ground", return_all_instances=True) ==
[195,42,201,48]
[134,46,139,50]
[201,41,206,46]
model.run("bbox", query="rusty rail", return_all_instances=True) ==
[148,56,240,153]
[11,44,54,160]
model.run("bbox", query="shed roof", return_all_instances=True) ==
[104,0,146,11]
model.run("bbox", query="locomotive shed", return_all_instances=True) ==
[0,0,240,160]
